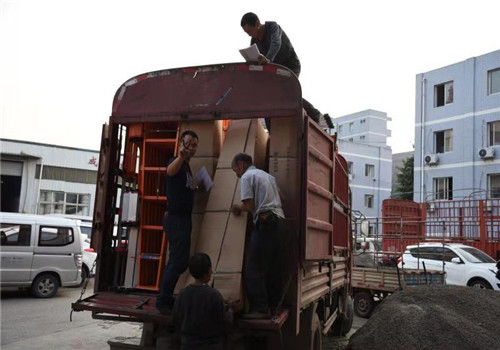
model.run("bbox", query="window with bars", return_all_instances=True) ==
[488,121,500,146]
[435,129,453,153]
[433,177,453,200]
[38,191,91,216]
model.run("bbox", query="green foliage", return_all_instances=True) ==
[394,156,414,200]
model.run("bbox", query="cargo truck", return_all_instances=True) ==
[72,62,354,349]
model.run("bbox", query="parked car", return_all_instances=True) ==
[354,237,382,268]
[0,213,83,297]
[398,243,500,290]
[45,214,96,284]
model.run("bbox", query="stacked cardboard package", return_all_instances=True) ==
[178,119,268,301]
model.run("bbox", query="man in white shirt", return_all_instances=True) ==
[231,153,284,319]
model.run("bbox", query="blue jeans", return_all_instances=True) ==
[156,213,191,308]
[244,212,283,312]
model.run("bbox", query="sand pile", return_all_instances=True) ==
[348,285,500,350]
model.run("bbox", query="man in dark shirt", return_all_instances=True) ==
[173,253,228,350]
[241,12,322,124]
[156,130,199,314]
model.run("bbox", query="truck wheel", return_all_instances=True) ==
[311,314,322,350]
[354,291,374,318]
[331,295,354,337]
[79,265,89,287]
[31,273,59,298]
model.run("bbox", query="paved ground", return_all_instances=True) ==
[1,279,366,349]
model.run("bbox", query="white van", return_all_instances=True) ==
[0,213,83,298]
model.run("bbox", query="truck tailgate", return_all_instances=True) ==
[72,291,170,324]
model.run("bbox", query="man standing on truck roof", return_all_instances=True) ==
[240,12,322,125]
[156,130,199,315]
[231,153,285,319]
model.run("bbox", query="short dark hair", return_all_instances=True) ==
[189,253,212,280]
[241,12,259,27]
[233,153,253,166]
[180,130,198,141]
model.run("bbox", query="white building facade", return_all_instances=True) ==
[333,110,393,222]
[1,139,99,215]
[414,50,500,201]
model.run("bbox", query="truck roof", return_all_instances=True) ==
[111,63,302,123]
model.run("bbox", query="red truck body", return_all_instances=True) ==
[72,63,353,349]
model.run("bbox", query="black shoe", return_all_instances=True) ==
[241,310,271,319]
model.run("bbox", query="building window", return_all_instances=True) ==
[433,177,453,200]
[360,135,365,141]
[435,129,453,153]
[435,81,454,107]
[489,174,500,198]
[347,162,353,174]
[364,195,374,208]
[38,191,91,216]
[488,121,500,146]
[488,68,500,95]
[349,122,354,132]
[360,119,366,124]
[338,125,343,133]
[365,164,375,178]
[348,138,354,142]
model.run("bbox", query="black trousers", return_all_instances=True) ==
[244,213,283,312]
[157,212,191,308]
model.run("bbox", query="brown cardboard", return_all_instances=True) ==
[182,118,269,301]
[205,169,239,212]
[269,117,299,158]
[217,119,251,169]
[215,212,248,272]
[193,212,229,265]
[180,120,223,157]
[213,273,242,301]
[189,157,218,214]
[269,157,298,218]
[245,119,269,169]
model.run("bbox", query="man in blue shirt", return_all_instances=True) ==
[157,130,199,314]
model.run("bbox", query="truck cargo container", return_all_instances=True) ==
[72,62,354,349]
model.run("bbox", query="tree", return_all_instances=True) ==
[394,156,414,200]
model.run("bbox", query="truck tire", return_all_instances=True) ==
[79,265,89,287]
[311,313,322,350]
[31,273,59,298]
[354,291,374,318]
[331,295,354,336]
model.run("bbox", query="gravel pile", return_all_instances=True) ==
[348,285,500,350]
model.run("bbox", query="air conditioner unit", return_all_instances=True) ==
[478,147,495,160]
[424,154,439,166]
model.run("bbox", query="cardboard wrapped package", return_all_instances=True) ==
[180,119,268,301]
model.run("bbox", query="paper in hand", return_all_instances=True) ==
[239,43,260,62]
[195,166,213,191]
